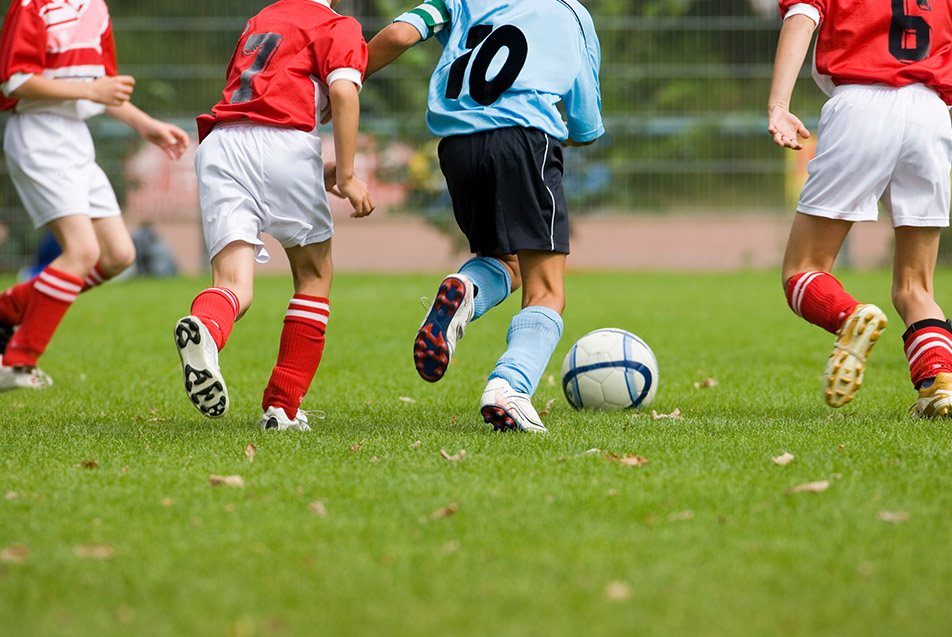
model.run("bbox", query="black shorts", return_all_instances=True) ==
[438,127,569,256]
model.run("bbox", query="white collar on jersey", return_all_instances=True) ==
[306,0,332,6]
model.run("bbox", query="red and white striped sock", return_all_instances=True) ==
[785,271,859,334]
[190,287,240,350]
[3,267,82,366]
[902,319,952,387]
[261,295,329,419]
[81,264,108,291]
[0,278,36,326]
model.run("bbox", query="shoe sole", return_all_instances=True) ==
[824,306,887,407]
[174,316,229,418]
[911,394,952,418]
[480,404,548,433]
[413,277,467,382]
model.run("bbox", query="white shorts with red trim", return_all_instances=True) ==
[2,112,121,229]
[798,83,952,228]
[195,123,334,263]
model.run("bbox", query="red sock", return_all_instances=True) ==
[81,264,108,291]
[903,319,952,387]
[3,267,82,366]
[261,295,329,419]
[190,287,239,350]
[785,271,858,334]
[0,278,37,325]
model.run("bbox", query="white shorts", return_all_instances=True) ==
[798,83,952,227]
[195,123,333,263]
[2,112,121,229]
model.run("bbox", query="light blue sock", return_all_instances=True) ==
[488,306,564,395]
[459,257,511,321]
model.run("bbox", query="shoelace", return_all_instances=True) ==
[419,296,431,310]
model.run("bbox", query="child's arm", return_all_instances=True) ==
[105,101,189,160]
[327,80,374,218]
[767,13,816,150]
[8,74,134,105]
[366,22,423,79]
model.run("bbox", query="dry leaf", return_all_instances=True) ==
[877,510,910,523]
[440,449,467,463]
[693,377,718,389]
[244,444,256,463]
[604,581,632,601]
[546,374,555,386]
[74,545,114,559]
[209,474,244,488]
[399,396,416,403]
[4,491,17,500]
[370,456,381,463]
[651,408,683,420]
[0,544,28,563]
[605,452,648,467]
[161,498,174,508]
[79,459,99,469]
[772,452,795,466]
[308,501,328,517]
[539,398,558,417]
[350,444,362,452]
[409,440,422,448]
[788,480,829,494]
[429,502,459,519]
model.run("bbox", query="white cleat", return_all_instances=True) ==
[480,377,548,432]
[174,315,228,418]
[413,273,475,382]
[0,360,52,391]
[261,406,311,431]
[910,373,952,418]
[824,304,887,407]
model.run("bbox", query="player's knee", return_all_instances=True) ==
[100,245,136,277]
[63,242,102,273]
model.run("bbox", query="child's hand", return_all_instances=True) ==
[323,161,344,198]
[768,104,810,150]
[88,75,135,106]
[338,175,375,218]
[140,119,190,160]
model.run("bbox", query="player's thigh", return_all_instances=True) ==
[798,86,902,222]
[781,212,853,283]
[517,250,566,312]
[91,215,135,272]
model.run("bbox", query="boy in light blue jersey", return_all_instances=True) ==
[367,0,604,432]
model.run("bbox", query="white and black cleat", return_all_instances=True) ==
[174,315,228,418]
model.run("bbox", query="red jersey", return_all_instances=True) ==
[196,0,367,142]
[0,0,118,112]
[780,1,952,105]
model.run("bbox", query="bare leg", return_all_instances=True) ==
[90,216,136,278]
[892,226,943,326]
[781,212,853,285]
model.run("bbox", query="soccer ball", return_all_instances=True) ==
[561,328,659,410]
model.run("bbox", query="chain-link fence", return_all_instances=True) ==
[1,1,829,272]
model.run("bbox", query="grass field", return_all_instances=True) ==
[2,270,951,636]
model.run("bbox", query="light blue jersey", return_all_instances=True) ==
[395,0,604,142]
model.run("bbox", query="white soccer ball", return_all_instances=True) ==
[561,328,659,410]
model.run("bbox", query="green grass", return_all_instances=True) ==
[2,270,952,636]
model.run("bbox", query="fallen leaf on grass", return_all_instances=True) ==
[74,545,113,559]
[651,408,683,420]
[604,581,632,601]
[350,444,362,452]
[605,453,648,467]
[209,475,244,488]
[546,374,556,386]
[427,503,459,520]
[244,444,256,462]
[877,511,910,523]
[0,544,28,563]
[161,498,174,508]
[4,491,17,500]
[399,396,416,404]
[308,501,328,517]
[693,377,718,389]
[440,449,466,463]
[79,460,99,469]
[539,398,558,417]
[409,440,422,449]
[772,452,795,466]
[788,480,829,494]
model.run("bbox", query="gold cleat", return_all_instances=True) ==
[823,304,888,407]
[910,372,952,418]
